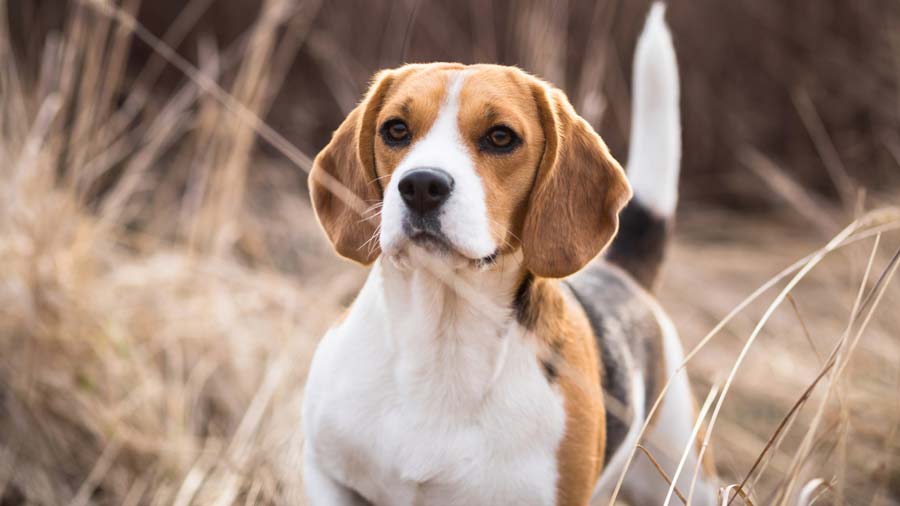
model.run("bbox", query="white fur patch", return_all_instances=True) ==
[626,2,681,218]
[380,71,497,264]
[302,259,566,506]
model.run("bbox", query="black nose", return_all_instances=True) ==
[398,168,454,214]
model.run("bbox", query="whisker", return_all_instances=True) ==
[361,213,382,222]
[486,218,522,266]
[361,206,383,219]
[370,174,393,183]
[360,223,382,255]
[359,202,383,222]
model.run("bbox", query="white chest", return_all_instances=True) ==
[302,269,566,506]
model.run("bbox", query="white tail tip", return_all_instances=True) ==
[626,2,681,217]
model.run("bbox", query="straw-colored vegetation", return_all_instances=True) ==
[1,1,899,505]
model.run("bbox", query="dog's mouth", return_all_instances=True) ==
[408,229,453,253]
[399,221,498,268]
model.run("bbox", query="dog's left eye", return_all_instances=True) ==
[380,119,411,147]
[480,126,520,153]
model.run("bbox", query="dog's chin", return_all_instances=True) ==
[382,232,497,272]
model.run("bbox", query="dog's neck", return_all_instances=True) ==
[376,248,528,411]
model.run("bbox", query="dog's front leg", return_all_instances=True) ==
[303,447,372,506]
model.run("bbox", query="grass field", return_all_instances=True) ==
[2,1,900,505]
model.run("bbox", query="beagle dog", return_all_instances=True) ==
[302,5,717,505]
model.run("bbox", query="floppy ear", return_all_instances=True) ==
[309,71,395,264]
[521,84,632,278]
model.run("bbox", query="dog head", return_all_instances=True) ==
[309,63,631,278]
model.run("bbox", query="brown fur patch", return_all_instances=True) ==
[524,278,607,506]
[309,70,395,264]
[521,84,632,279]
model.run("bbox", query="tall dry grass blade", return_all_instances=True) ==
[786,294,822,363]
[870,383,900,506]
[400,0,422,62]
[0,0,33,151]
[513,1,568,87]
[636,445,688,506]
[261,1,322,109]
[572,0,617,127]
[792,89,857,211]
[721,484,755,506]
[94,0,141,132]
[796,478,830,506]
[67,1,115,186]
[9,94,62,184]
[68,438,121,506]
[741,148,839,235]
[669,381,720,506]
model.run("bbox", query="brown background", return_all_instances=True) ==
[11,0,900,210]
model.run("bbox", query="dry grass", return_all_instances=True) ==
[2,1,900,505]
[1,1,356,503]
[661,209,900,505]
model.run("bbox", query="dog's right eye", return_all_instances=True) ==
[479,125,521,154]
[380,119,411,147]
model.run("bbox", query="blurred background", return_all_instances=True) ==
[1,0,899,505]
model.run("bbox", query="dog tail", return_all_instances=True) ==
[607,2,681,292]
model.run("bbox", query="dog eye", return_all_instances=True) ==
[480,126,520,153]
[380,119,411,146]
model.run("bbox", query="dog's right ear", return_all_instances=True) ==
[521,81,632,278]
[309,70,396,265]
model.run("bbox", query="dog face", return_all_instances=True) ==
[310,63,631,278]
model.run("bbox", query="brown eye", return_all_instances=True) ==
[489,128,511,147]
[481,125,520,153]
[381,119,411,146]
[389,122,408,140]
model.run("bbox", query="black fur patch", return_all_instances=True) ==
[540,340,563,383]
[475,250,499,268]
[566,280,632,464]
[606,199,669,290]
[541,359,558,382]
[512,273,536,329]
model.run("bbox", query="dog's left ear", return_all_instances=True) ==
[522,83,632,278]
[309,70,396,264]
